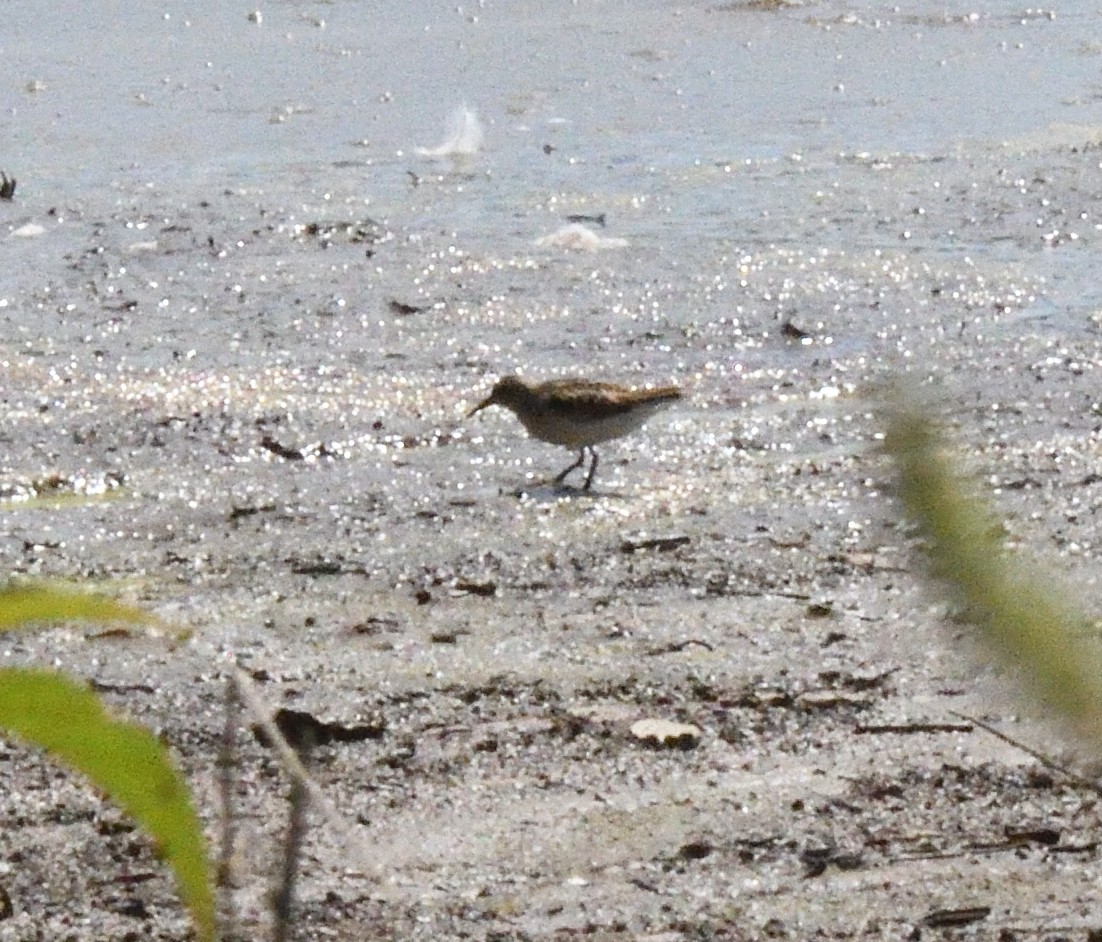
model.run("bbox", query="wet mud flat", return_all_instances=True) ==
[3,126,1102,940]
[6,3,1102,938]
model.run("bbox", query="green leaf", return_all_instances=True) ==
[0,669,216,941]
[0,584,152,631]
[884,405,1102,743]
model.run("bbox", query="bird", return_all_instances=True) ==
[467,375,681,490]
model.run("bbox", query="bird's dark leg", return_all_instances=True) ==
[554,448,587,486]
[582,448,599,491]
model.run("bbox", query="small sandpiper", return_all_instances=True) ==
[467,375,681,490]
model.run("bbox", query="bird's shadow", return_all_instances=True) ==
[508,481,627,502]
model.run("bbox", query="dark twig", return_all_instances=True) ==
[951,710,1102,796]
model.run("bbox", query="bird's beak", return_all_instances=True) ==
[466,394,494,419]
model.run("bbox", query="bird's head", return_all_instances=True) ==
[467,375,530,417]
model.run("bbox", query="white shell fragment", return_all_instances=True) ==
[629,718,702,749]
[534,223,628,251]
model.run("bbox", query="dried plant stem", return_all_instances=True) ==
[216,670,242,940]
[272,744,311,942]
[230,669,386,884]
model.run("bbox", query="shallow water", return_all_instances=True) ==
[5,5,1094,171]
[5,4,1098,223]
[5,3,1100,356]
